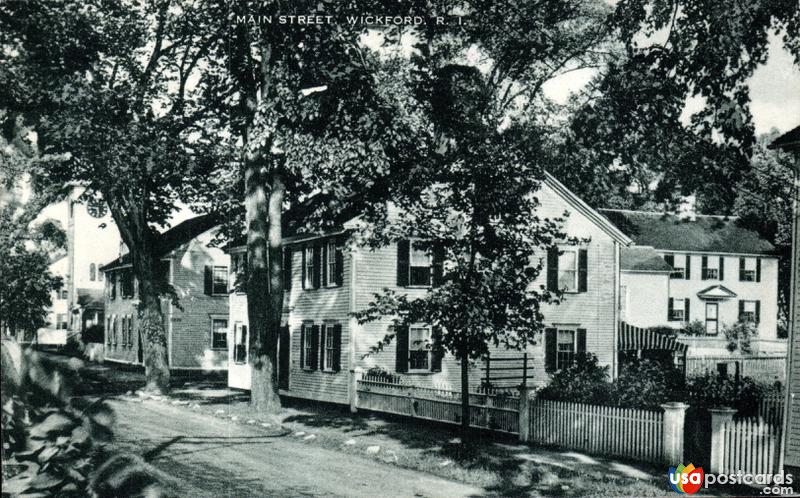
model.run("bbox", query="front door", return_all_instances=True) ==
[705,302,719,335]
[278,326,290,390]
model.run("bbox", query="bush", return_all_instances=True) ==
[684,371,776,416]
[538,353,611,404]
[81,324,104,344]
[683,320,707,336]
[612,359,684,409]
[723,320,758,354]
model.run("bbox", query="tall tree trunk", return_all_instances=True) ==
[132,245,169,393]
[245,157,282,412]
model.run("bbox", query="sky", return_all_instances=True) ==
[542,32,800,135]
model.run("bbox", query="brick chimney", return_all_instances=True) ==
[676,195,697,221]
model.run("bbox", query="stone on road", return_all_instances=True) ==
[109,399,483,498]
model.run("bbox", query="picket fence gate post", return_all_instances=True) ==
[709,407,737,473]
[661,402,690,464]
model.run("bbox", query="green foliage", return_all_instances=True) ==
[723,320,758,354]
[685,371,777,417]
[538,354,612,405]
[612,359,684,410]
[0,244,61,336]
[682,320,708,337]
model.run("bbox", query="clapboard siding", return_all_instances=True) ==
[286,242,351,403]
[785,184,800,468]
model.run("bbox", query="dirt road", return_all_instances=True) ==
[109,398,484,498]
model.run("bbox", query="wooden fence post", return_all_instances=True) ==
[518,386,533,442]
[709,407,737,473]
[349,367,362,413]
[661,402,689,464]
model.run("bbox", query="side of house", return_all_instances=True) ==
[35,255,70,345]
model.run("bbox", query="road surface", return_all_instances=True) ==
[109,398,484,498]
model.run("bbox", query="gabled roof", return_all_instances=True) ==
[599,209,776,256]
[697,284,737,300]
[620,246,674,273]
[769,125,800,151]
[100,214,218,271]
[543,173,633,246]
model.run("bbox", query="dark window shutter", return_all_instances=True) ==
[283,249,292,291]
[701,256,708,280]
[395,325,409,373]
[332,324,342,372]
[320,325,327,370]
[756,259,761,282]
[334,242,344,286]
[739,257,745,281]
[322,243,329,287]
[755,301,761,323]
[312,245,321,289]
[545,328,557,373]
[684,298,690,321]
[546,247,559,291]
[719,257,724,280]
[431,326,443,372]
[685,255,691,279]
[432,244,445,287]
[397,240,409,287]
[739,300,745,321]
[664,254,674,267]
[576,328,587,355]
[310,325,320,370]
[668,298,674,321]
[301,247,307,289]
[578,249,588,292]
[204,266,212,295]
[300,326,306,368]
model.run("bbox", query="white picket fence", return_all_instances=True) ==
[757,392,785,427]
[528,399,664,464]
[720,418,781,476]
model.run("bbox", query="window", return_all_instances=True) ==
[558,249,578,292]
[234,323,248,364]
[739,300,760,323]
[670,298,686,321]
[409,244,432,287]
[98,269,103,282]
[60,289,68,300]
[323,325,336,371]
[121,270,134,299]
[325,242,337,287]
[231,253,247,292]
[702,256,723,280]
[665,254,688,279]
[109,273,117,300]
[705,303,719,335]
[127,316,134,346]
[89,263,96,282]
[113,317,118,346]
[56,313,68,330]
[211,318,228,349]
[739,257,760,282]
[212,267,228,295]
[556,329,576,370]
[304,247,314,289]
[301,323,316,369]
[408,325,432,371]
[106,317,112,345]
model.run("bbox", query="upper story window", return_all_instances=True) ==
[546,246,588,293]
[664,253,690,279]
[739,257,761,282]
[109,273,117,300]
[121,270,134,299]
[701,256,724,280]
[325,242,337,287]
[231,253,247,292]
[212,267,228,295]
[89,263,96,281]
[60,289,68,300]
[409,244,432,287]
[304,247,314,289]
[98,268,103,282]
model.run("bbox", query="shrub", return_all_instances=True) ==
[538,353,611,404]
[683,320,707,336]
[81,324,105,344]
[685,371,776,417]
[611,359,684,409]
[723,320,758,354]
[647,326,679,338]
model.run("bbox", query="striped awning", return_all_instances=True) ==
[618,322,688,353]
